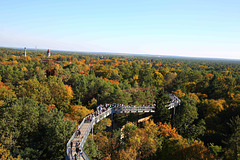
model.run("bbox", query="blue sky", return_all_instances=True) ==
[1,0,240,59]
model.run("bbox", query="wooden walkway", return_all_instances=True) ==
[68,122,91,160]
[66,94,181,160]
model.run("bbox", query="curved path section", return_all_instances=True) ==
[66,95,180,160]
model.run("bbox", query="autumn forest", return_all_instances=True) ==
[0,47,240,160]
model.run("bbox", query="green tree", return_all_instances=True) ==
[0,82,16,106]
[84,137,100,159]
[173,97,206,139]
[94,118,112,134]
[0,98,39,151]
[15,78,51,105]
[224,115,240,160]
[47,76,72,112]
[0,98,75,160]
[153,89,170,123]
[39,107,75,160]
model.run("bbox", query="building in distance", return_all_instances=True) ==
[47,49,51,57]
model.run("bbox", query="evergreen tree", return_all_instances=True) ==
[173,97,206,139]
[153,89,170,123]
[225,115,240,160]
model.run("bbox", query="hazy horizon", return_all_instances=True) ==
[2,46,240,61]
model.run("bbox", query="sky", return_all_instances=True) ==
[0,0,240,59]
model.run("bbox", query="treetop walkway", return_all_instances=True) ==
[66,94,180,160]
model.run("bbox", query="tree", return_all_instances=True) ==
[0,98,39,152]
[207,75,228,99]
[0,97,75,160]
[224,115,240,160]
[173,97,206,139]
[0,82,16,106]
[117,148,137,160]
[121,121,161,160]
[83,137,101,159]
[94,118,112,134]
[177,140,215,160]
[65,105,93,123]
[0,143,21,160]
[47,76,73,112]
[205,99,228,118]
[154,71,164,88]
[158,122,214,160]
[93,132,110,159]
[15,78,51,105]
[153,89,170,123]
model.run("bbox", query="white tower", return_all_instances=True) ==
[47,49,51,57]
[24,47,27,57]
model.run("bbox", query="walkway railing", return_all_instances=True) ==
[80,108,112,149]
[66,116,87,159]
[66,95,180,160]
[113,106,155,113]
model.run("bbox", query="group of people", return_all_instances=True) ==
[69,100,180,159]
[70,140,83,160]
[68,95,181,159]
[84,104,113,123]
[69,126,83,159]
[83,101,178,127]
[168,93,181,106]
[84,103,158,123]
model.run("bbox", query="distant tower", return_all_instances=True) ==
[24,47,27,57]
[35,46,37,54]
[47,49,51,57]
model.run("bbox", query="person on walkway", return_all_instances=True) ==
[76,145,79,156]
[76,140,80,153]
[78,129,81,137]
[70,141,73,159]
[79,149,83,157]
[74,153,77,160]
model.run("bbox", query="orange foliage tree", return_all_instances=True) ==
[158,122,214,160]
[0,143,22,160]
[172,89,185,99]
[0,82,16,106]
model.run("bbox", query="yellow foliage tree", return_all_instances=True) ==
[159,122,215,160]
[188,92,200,102]
[64,85,73,99]
[118,148,137,160]
[158,122,181,139]
[0,143,22,160]
[177,140,215,160]
[204,99,228,117]
[185,82,196,92]
[66,105,93,122]
[196,92,208,100]
[0,82,16,106]
[144,120,159,139]
[172,89,185,99]
[21,67,28,72]
[205,73,214,79]
[154,71,164,87]
[94,132,110,157]
[221,70,230,76]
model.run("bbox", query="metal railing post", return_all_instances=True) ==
[92,126,93,140]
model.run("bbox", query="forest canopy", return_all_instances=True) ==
[0,47,240,159]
